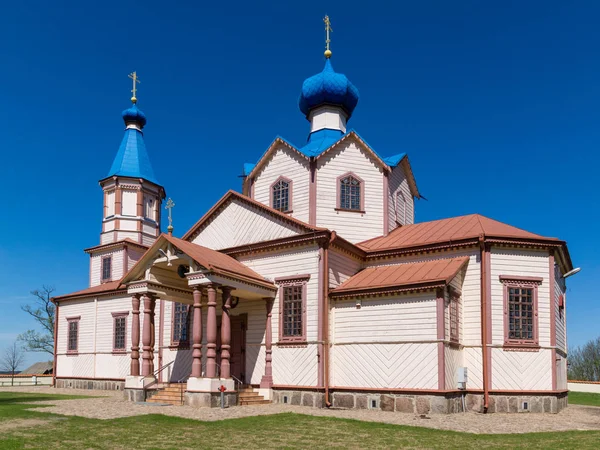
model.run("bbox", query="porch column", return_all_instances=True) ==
[191,287,203,378]
[130,294,141,376]
[260,297,274,388]
[220,287,233,379]
[141,293,153,376]
[149,296,156,374]
[205,284,218,378]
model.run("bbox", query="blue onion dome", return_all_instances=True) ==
[299,59,360,119]
[122,103,147,128]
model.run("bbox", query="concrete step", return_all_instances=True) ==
[161,387,185,393]
[150,393,184,400]
[239,392,260,398]
[147,398,182,406]
[239,399,271,406]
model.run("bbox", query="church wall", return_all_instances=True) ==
[252,145,311,223]
[56,298,96,379]
[90,249,125,287]
[330,292,439,389]
[315,139,385,243]
[238,244,320,387]
[328,249,362,289]
[127,247,147,272]
[387,164,414,232]
[191,198,304,250]
[554,264,567,353]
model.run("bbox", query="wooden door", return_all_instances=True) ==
[229,314,247,382]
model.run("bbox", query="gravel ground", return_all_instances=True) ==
[3,386,600,434]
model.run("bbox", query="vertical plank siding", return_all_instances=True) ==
[315,140,385,243]
[387,164,415,232]
[253,146,311,223]
[554,265,567,353]
[90,249,124,287]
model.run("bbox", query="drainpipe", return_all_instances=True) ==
[52,300,59,387]
[479,236,490,412]
[324,231,335,407]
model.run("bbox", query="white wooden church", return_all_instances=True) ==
[53,37,574,414]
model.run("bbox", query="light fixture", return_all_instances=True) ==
[563,267,581,279]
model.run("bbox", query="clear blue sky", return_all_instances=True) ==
[0,1,597,367]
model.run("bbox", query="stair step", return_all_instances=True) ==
[147,399,181,405]
[150,394,184,401]
[240,399,271,405]
[239,392,260,398]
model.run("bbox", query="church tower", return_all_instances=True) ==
[85,73,165,287]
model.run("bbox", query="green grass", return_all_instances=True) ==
[568,391,600,407]
[1,392,600,449]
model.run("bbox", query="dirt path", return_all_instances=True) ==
[2,386,599,434]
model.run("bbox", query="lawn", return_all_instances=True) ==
[1,392,600,449]
[568,390,600,407]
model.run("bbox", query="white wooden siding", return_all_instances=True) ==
[554,265,567,352]
[491,348,552,390]
[127,247,146,273]
[328,249,362,289]
[387,164,414,232]
[315,138,385,243]
[445,346,463,390]
[463,347,483,389]
[90,249,124,287]
[490,248,550,346]
[253,145,311,223]
[238,245,320,386]
[191,198,305,250]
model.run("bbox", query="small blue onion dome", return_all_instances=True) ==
[122,103,147,128]
[299,59,360,119]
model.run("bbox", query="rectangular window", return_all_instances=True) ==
[101,256,112,282]
[172,302,190,346]
[122,190,137,216]
[449,296,459,343]
[67,318,79,353]
[113,314,127,352]
[106,190,115,217]
[501,276,541,348]
[282,285,304,340]
[144,195,156,221]
[337,173,364,212]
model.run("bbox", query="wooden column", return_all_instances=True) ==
[141,293,153,376]
[149,297,156,374]
[191,287,203,378]
[260,297,275,388]
[130,294,141,376]
[205,285,218,378]
[220,287,233,379]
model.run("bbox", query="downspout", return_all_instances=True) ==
[479,236,490,412]
[52,300,59,387]
[324,231,335,407]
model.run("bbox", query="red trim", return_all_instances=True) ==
[53,302,59,385]
[158,299,164,382]
[170,302,191,348]
[501,278,540,347]
[274,274,311,283]
[317,247,324,388]
[309,159,317,226]
[270,175,293,213]
[277,280,308,344]
[101,255,113,283]
[123,244,129,273]
[485,248,492,395]
[479,240,491,411]
[436,288,445,390]
[499,275,543,283]
[336,171,365,212]
[66,316,80,355]
[549,251,557,391]
[383,172,389,236]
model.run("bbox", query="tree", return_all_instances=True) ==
[17,286,56,355]
[568,337,600,381]
[1,342,26,386]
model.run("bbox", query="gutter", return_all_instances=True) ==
[52,299,59,387]
[323,231,335,407]
[479,236,490,412]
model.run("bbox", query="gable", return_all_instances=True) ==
[186,192,320,250]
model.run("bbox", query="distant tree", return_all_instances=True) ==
[568,337,600,381]
[1,342,26,385]
[17,286,56,355]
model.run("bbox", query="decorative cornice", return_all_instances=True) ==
[274,274,311,285]
[84,239,149,254]
[330,281,445,299]
[221,231,331,257]
[499,275,543,286]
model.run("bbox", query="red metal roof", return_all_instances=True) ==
[331,256,469,296]
[358,214,556,252]
[54,280,124,301]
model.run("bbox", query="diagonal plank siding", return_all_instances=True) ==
[445,346,463,390]
[491,348,552,390]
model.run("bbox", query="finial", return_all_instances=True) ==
[128,71,140,104]
[323,15,332,58]
[165,198,175,235]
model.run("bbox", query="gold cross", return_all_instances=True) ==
[324,15,333,58]
[128,71,140,104]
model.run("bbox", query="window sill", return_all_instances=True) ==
[112,350,127,355]
[503,343,540,352]
[448,340,461,349]
[334,208,366,214]
[277,340,307,347]
[101,279,113,284]
[66,351,79,356]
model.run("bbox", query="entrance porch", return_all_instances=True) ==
[121,234,277,407]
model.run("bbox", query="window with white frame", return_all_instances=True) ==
[271,178,291,212]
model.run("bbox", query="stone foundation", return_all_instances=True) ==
[55,378,125,391]
[184,392,238,408]
[272,390,568,414]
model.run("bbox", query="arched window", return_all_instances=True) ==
[271,177,291,212]
[396,191,406,225]
[338,173,363,211]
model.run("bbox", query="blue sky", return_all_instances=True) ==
[0,1,597,367]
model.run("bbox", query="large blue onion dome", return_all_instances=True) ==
[122,103,147,128]
[299,59,360,119]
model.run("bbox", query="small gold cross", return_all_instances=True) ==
[128,71,141,104]
[324,15,333,58]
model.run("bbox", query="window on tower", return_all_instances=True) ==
[271,177,292,212]
[101,256,112,282]
[337,172,364,212]
[145,195,156,221]
[105,190,115,217]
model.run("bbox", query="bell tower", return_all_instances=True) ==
[85,72,165,287]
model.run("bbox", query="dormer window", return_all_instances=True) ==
[271,177,292,212]
[337,172,364,212]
